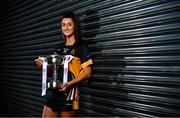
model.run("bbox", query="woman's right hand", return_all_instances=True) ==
[34,58,43,68]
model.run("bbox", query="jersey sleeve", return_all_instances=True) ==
[80,44,93,69]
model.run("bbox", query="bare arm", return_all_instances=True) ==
[59,66,92,91]
[69,66,92,86]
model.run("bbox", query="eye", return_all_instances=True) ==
[68,23,73,27]
[62,23,65,27]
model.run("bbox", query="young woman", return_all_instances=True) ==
[35,11,93,117]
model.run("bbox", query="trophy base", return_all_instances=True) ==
[47,80,62,90]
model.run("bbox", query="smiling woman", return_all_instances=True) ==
[35,11,93,117]
[61,18,75,38]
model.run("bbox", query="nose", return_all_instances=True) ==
[64,25,68,30]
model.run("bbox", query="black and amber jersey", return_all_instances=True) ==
[54,43,93,110]
[55,43,93,78]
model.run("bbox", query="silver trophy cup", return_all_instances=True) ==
[46,54,64,90]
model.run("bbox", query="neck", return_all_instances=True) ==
[65,35,75,46]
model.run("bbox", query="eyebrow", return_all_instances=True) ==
[62,22,73,25]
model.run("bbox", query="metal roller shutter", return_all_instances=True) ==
[0,0,179,117]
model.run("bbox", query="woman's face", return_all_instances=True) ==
[61,18,75,37]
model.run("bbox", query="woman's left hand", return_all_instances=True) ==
[58,83,69,91]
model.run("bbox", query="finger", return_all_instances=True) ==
[60,83,66,88]
[36,60,43,65]
[58,84,62,89]
[37,61,42,65]
[58,88,65,92]
[36,61,40,65]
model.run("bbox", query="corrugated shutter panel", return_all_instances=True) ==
[0,0,180,117]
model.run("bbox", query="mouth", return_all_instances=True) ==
[64,30,70,33]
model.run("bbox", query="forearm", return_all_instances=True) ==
[68,66,92,87]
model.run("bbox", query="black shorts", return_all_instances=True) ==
[44,90,73,112]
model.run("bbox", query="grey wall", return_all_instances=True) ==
[0,0,180,117]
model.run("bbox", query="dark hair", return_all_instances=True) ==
[60,11,82,47]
